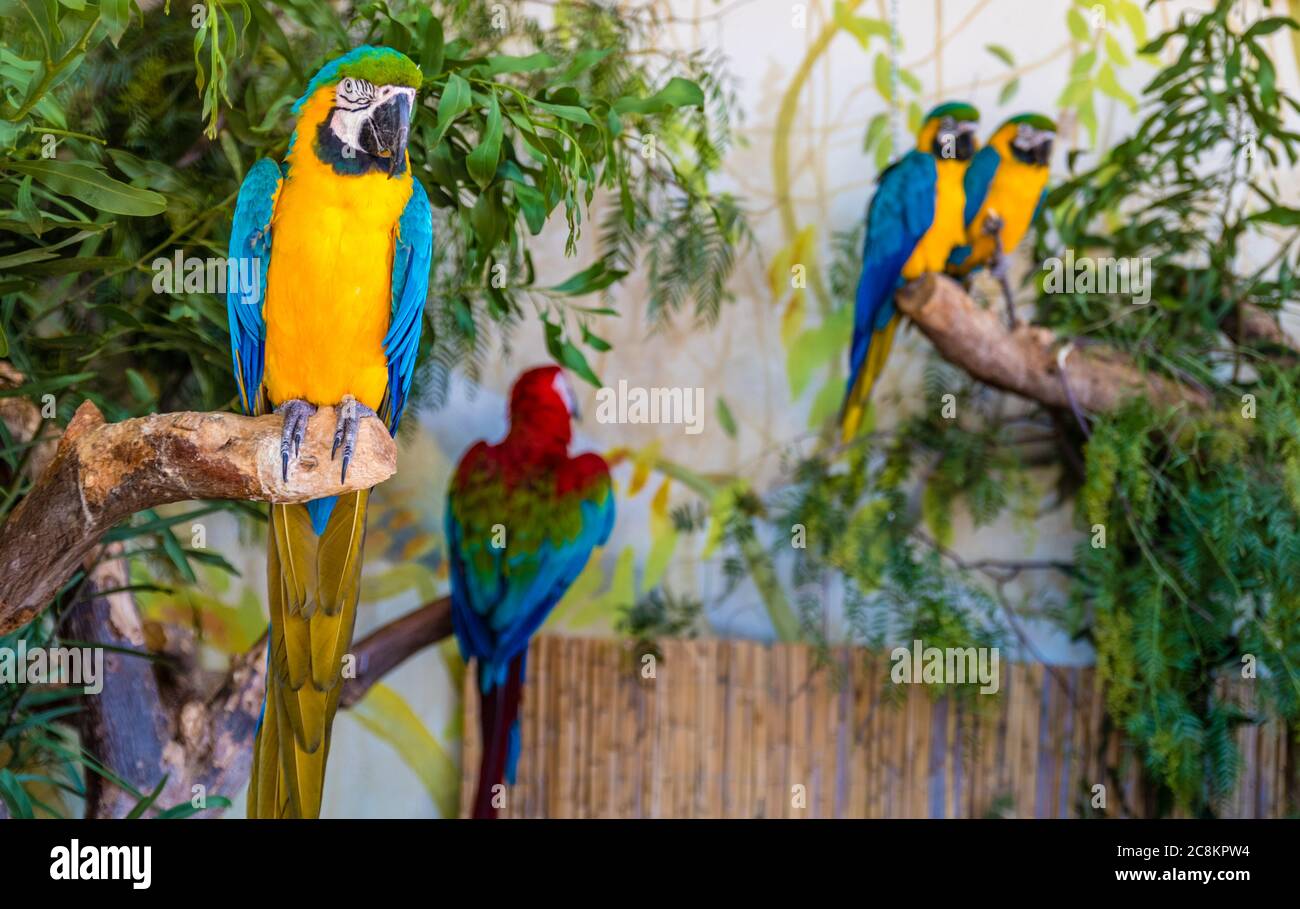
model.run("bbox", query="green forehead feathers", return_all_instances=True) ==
[924,101,980,123]
[1004,112,1058,132]
[294,46,422,113]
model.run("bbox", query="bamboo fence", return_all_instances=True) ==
[460,635,1295,819]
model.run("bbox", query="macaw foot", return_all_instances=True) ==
[274,399,318,482]
[331,395,378,483]
[981,211,1005,239]
[998,276,1019,330]
[987,246,1009,281]
[990,262,1018,330]
[983,215,1017,331]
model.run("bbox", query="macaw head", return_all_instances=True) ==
[292,45,422,178]
[917,102,980,162]
[996,113,1056,167]
[508,366,580,448]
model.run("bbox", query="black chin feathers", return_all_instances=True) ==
[314,112,407,177]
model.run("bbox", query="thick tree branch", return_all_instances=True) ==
[0,401,396,634]
[340,596,455,708]
[79,595,453,817]
[0,371,443,816]
[65,549,191,819]
[895,275,1212,413]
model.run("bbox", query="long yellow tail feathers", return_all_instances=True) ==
[249,490,368,819]
[840,317,900,444]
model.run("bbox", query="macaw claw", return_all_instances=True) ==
[982,212,1017,331]
[981,211,1005,239]
[331,395,378,483]
[274,399,318,482]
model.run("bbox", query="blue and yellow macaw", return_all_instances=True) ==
[947,113,1056,328]
[446,366,614,818]
[226,46,432,818]
[840,102,981,441]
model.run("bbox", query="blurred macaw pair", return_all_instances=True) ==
[839,105,1057,441]
[227,45,611,819]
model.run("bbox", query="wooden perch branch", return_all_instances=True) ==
[341,595,455,708]
[0,376,448,816]
[895,274,1212,413]
[0,401,396,634]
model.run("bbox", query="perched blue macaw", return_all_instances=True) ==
[947,113,1056,327]
[840,102,981,441]
[227,45,432,818]
[446,366,615,818]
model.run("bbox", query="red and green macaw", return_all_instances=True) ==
[947,113,1056,327]
[840,102,980,441]
[446,366,615,819]
[226,46,432,818]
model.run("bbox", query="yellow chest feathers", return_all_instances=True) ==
[904,157,968,278]
[262,89,414,411]
[968,135,1049,256]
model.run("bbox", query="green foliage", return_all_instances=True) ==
[1057,0,1152,141]
[0,620,84,818]
[1040,0,1300,367]
[617,587,705,658]
[715,421,1011,691]
[1074,381,1300,812]
[1040,0,1300,814]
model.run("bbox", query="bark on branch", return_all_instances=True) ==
[0,401,396,634]
[895,275,1212,413]
[340,595,455,708]
[80,595,452,817]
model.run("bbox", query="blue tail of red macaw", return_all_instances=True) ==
[473,654,526,819]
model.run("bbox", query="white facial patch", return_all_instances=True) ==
[328,106,368,152]
[1013,124,1045,150]
[327,80,417,154]
[552,371,580,419]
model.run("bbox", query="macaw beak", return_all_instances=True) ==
[361,91,413,178]
[566,375,583,422]
[954,122,978,161]
[1033,135,1054,167]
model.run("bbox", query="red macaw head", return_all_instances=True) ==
[509,365,580,447]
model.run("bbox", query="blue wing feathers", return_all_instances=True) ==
[847,151,936,396]
[226,158,281,415]
[1031,186,1049,227]
[447,485,614,693]
[383,178,432,434]
[961,145,1000,228]
[947,145,1000,269]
